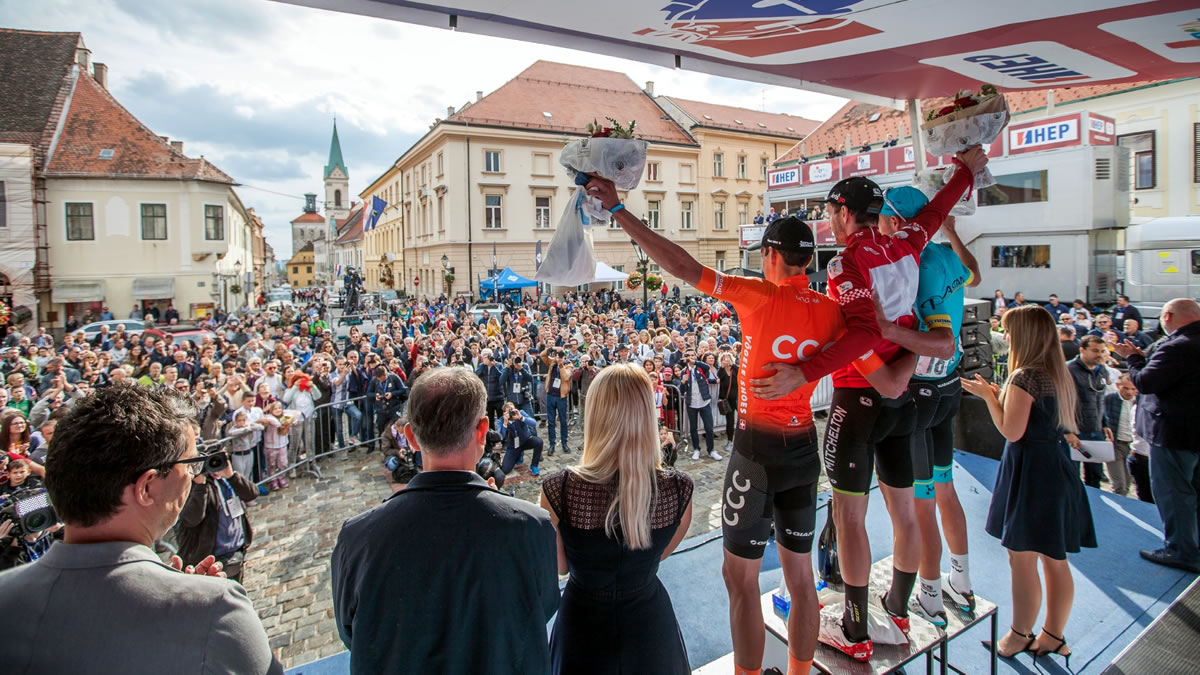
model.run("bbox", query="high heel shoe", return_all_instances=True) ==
[981,627,1035,658]
[1035,630,1071,668]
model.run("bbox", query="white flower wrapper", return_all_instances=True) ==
[537,137,649,286]
[913,166,977,217]
[923,96,1008,189]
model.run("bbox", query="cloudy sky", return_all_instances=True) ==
[5,0,846,258]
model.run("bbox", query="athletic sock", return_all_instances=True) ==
[844,584,870,641]
[787,654,813,675]
[918,576,942,615]
[886,567,917,616]
[949,553,971,593]
[733,666,760,675]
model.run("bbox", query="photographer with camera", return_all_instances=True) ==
[499,402,543,477]
[0,383,281,674]
[476,348,506,428]
[500,353,535,416]
[381,415,420,490]
[0,457,60,569]
[367,365,406,453]
[541,348,573,456]
[176,443,259,583]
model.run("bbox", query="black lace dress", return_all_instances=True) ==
[985,368,1097,560]
[542,468,694,674]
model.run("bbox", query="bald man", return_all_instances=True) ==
[1115,299,1200,573]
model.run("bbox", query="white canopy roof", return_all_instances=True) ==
[592,261,629,283]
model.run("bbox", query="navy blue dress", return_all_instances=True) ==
[543,469,693,675]
[986,368,1097,559]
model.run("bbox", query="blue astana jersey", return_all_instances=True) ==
[913,242,972,380]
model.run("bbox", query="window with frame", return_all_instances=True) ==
[713,153,724,177]
[737,155,747,179]
[140,203,167,240]
[715,251,726,272]
[737,203,748,225]
[535,196,552,229]
[292,266,298,274]
[1192,250,1200,274]
[484,194,503,228]
[204,205,224,240]
[306,265,312,273]
[66,202,94,240]
[484,150,502,173]
[714,202,725,230]
[991,245,1051,269]
[647,161,661,182]
[437,152,444,176]
[1118,131,1156,190]
[978,170,1049,207]
[438,196,445,232]
[649,263,661,274]
[680,163,694,184]
[0,181,6,227]
[760,157,769,181]
[646,200,661,229]
[680,201,693,230]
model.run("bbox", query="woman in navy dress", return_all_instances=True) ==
[540,363,694,674]
[962,305,1096,667]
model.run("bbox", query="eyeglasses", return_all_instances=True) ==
[147,453,214,478]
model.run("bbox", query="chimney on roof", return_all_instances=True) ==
[448,105,456,117]
[93,62,108,89]
[159,136,169,144]
[170,140,184,153]
[476,90,483,102]
[645,81,654,96]
[75,46,91,70]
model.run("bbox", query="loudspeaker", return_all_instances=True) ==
[960,322,991,351]
[962,298,990,326]
[954,393,1007,460]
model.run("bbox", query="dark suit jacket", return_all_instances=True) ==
[1126,321,1200,451]
[332,471,558,675]
[176,472,259,567]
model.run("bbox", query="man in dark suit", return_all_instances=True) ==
[1116,299,1200,574]
[332,368,558,674]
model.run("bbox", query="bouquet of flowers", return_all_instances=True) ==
[913,167,977,216]
[537,118,648,286]
[644,272,664,292]
[922,85,1008,189]
[625,271,644,291]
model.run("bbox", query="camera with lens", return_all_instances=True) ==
[475,430,506,489]
[0,487,58,540]
[199,450,230,476]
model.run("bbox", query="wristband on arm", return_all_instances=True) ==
[608,203,625,214]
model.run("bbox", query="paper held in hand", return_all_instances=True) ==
[1071,439,1116,463]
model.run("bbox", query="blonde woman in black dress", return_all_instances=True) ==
[540,363,694,674]
[962,305,1096,667]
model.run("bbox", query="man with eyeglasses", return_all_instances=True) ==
[0,383,281,674]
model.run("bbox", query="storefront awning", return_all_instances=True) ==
[279,1,1199,105]
[131,278,176,300]
[51,280,106,304]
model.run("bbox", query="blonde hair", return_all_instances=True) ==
[1001,305,1079,433]
[571,363,661,550]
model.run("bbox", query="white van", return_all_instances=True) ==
[1122,215,1200,329]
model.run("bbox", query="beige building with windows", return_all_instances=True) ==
[655,96,819,271]
[287,242,316,288]
[362,61,704,298]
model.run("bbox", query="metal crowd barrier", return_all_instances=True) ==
[661,383,689,451]
[809,374,834,413]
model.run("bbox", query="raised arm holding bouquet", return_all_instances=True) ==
[536,119,648,286]
[915,85,1009,215]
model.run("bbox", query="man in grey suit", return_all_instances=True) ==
[0,384,282,675]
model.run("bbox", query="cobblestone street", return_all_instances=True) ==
[242,416,830,668]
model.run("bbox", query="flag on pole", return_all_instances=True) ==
[535,240,543,270]
[365,196,386,231]
[492,242,498,297]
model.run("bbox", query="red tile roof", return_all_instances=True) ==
[0,29,79,150]
[291,211,326,224]
[449,60,695,146]
[44,72,234,183]
[657,96,820,139]
[776,80,1172,165]
[335,205,363,245]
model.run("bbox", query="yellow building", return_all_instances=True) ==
[287,242,316,288]
[655,96,819,270]
[362,60,706,298]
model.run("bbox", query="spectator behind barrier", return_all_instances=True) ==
[0,383,282,674]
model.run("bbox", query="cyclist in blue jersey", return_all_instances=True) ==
[874,187,982,626]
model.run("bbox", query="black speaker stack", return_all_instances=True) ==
[954,298,1007,460]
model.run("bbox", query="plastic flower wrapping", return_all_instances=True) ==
[922,85,1008,189]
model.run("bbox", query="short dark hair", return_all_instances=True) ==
[768,247,813,270]
[373,365,388,378]
[1079,335,1106,350]
[46,383,197,527]
[406,367,485,457]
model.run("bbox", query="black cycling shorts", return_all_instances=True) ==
[823,388,917,495]
[910,374,962,494]
[722,428,820,559]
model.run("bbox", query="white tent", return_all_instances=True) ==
[591,261,629,283]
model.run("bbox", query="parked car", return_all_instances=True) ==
[142,324,217,344]
[80,319,146,340]
[469,303,505,324]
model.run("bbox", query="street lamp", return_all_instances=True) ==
[234,260,244,309]
[631,238,649,313]
[441,254,451,296]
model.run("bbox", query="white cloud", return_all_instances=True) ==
[6,0,846,258]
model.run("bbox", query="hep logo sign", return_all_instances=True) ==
[1010,118,1078,151]
[768,167,800,188]
[635,0,881,59]
[920,41,1134,89]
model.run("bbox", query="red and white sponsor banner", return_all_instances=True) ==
[291,1,1200,104]
[1087,113,1117,145]
[767,166,802,189]
[840,150,885,178]
[1007,113,1083,154]
[803,159,840,186]
[812,220,837,246]
[739,224,767,247]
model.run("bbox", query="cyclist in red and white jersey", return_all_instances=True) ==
[585,171,898,675]
[751,146,989,661]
